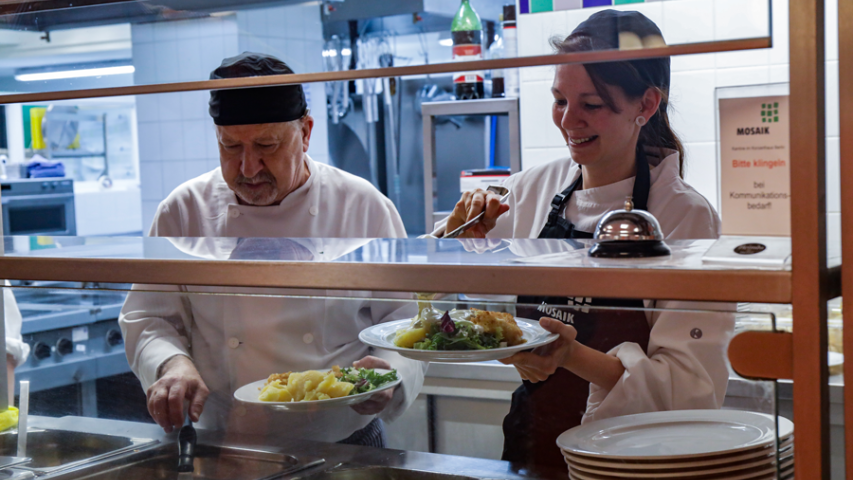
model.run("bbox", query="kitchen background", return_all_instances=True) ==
[3,0,837,238]
[0,0,843,467]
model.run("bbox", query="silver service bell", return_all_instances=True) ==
[588,198,671,258]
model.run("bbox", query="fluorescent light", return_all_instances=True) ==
[16,65,135,82]
[323,48,352,58]
[439,38,453,47]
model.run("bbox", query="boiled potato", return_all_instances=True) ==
[259,380,293,402]
[394,327,428,348]
[258,369,354,402]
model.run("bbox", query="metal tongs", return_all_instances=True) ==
[177,416,196,476]
[443,185,510,239]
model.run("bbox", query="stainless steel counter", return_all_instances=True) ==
[23,416,553,480]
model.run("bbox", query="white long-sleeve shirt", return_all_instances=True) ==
[488,148,734,423]
[119,154,426,441]
[4,287,29,365]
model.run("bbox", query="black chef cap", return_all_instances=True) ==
[209,52,308,126]
[569,10,670,91]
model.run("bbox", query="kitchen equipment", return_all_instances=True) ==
[588,198,671,258]
[557,410,793,480]
[422,98,521,234]
[443,185,509,239]
[13,286,131,417]
[0,457,31,470]
[0,179,75,236]
[233,369,401,411]
[50,444,320,480]
[15,382,28,458]
[295,465,482,480]
[0,428,156,476]
[358,317,557,363]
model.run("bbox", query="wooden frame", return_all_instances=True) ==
[839,0,853,475]
[0,1,840,476]
[789,0,830,477]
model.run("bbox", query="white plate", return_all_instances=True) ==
[358,317,559,362]
[565,455,776,478]
[233,368,401,411]
[564,447,773,470]
[569,463,777,480]
[557,410,794,461]
[562,435,793,470]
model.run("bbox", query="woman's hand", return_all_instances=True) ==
[444,189,510,238]
[350,355,395,415]
[499,317,578,382]
[500,317,628,389]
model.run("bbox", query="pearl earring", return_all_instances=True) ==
[635,116,647,127]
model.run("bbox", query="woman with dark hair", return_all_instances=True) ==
[437,10,733,473]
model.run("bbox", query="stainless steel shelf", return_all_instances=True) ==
[0,236,816,303]
[0,38,771,105]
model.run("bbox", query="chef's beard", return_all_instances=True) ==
[233,171,279,206]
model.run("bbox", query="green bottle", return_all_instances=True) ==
[451,0,484,100]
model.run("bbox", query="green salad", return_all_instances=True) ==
[338,367,398,395]
[413,312,505,351]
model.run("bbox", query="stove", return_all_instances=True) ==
[13,284,132,417]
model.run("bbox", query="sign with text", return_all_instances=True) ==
[718,95,790,236]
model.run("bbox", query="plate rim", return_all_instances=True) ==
[569,463,777,480]
[565,454,777,478]
[562,435,793,469]
[557,410,794,461]
[233,367,402,408]
[358,316,559,362]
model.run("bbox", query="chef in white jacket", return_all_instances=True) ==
[119,52,424,446]
[437,11,734,472]
[4,288,29,404]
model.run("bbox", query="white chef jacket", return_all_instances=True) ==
[489,148,735,423]
[4,287,29,365]
[120,154,425,441]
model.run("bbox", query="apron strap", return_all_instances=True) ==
[537,149,652,239]
[631,147,651,211]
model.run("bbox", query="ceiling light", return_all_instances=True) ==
[16,65,135,82]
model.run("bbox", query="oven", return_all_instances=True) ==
[12,284,141,418]
[1,178,76,236]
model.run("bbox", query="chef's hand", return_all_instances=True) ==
[147,355,210,433]
[350,356,395,415]
[444,189,510,239]
[498,317,578,383]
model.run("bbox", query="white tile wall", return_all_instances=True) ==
[682,142,718,209]
[517,0,840,226]
[669,69,717,143]
[713,0,770,41]
[519,80,564,150]
[132,4,328,230]
[715,66,770,88]
[75,187,143,236]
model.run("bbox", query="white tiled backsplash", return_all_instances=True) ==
[516,0,841,215]
[133,3,329,232]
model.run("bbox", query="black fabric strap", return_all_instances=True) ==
[537,150,652,240]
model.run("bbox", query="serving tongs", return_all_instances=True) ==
[177,417,196,476]
[443,186,510,239]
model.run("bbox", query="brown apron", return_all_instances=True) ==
[502,153,653,473]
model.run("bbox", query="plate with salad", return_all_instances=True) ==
[233,366,401,411]
[359,300,559,362]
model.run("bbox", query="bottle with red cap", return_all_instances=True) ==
[451,0,484,100]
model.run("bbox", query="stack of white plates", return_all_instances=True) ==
[557,410,794,480]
